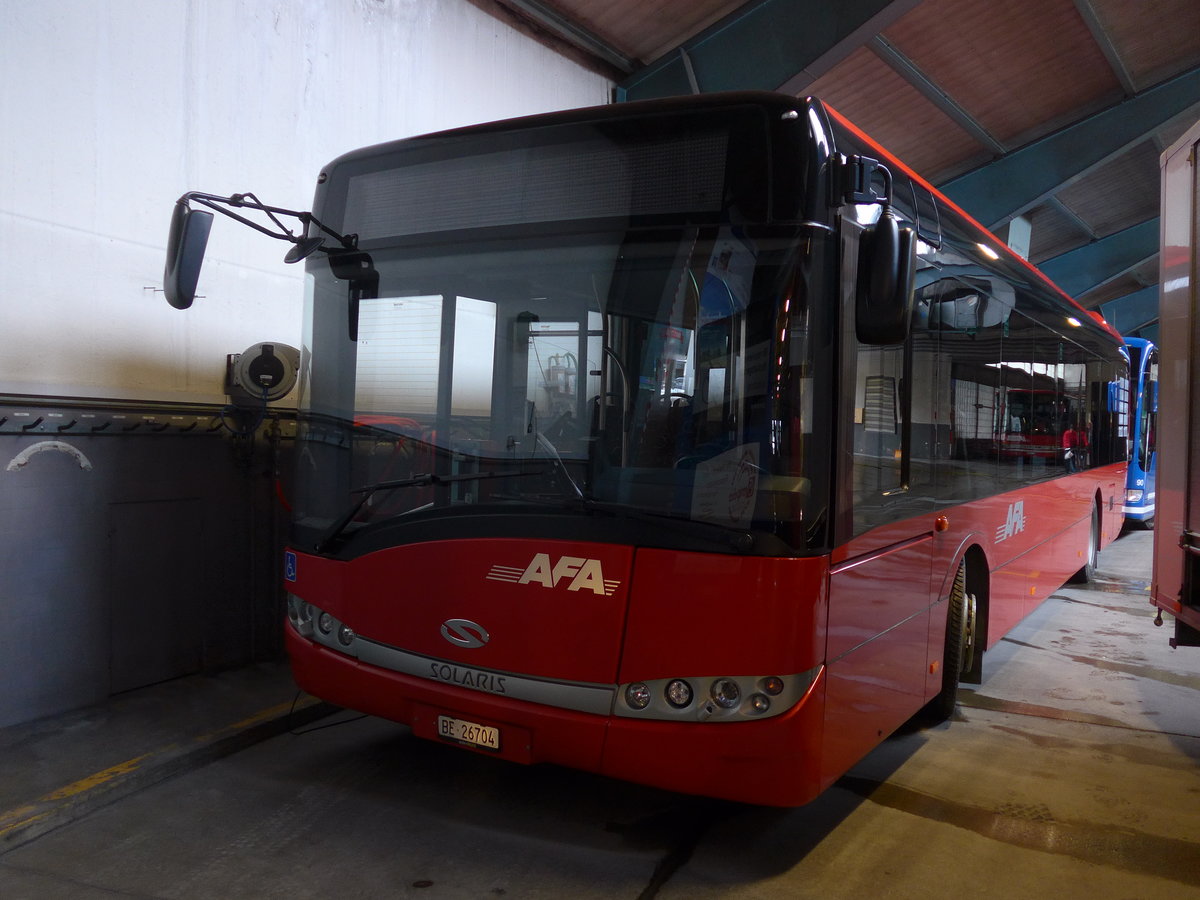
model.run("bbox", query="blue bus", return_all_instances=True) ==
[1124,337,1158,527]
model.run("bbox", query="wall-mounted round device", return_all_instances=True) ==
[226,342,300,405]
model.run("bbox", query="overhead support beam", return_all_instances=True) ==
[1073,0,1137,96]
[1048,196,1100,242]
[616,0,920,102]
[1037,218,1159,300]
[678,47,701,95]
[869,36,1006,154]
[940,66,1200,229]
[500,0,636,74]
[1099,284,1159,335]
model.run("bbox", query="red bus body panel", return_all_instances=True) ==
[825,527,936,777]
[288,626,831,805]
[285,466,1122,807]
[820,465,1123,782]
[617,549,827,679]
[287,542,833,806]
[306,539,635,684]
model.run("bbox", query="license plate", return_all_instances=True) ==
[437,715,501,751]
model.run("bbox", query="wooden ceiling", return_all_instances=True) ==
[488,0,1200,333]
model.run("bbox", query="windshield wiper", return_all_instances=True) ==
[535,432,584,499]
[516,495,757,553]
[314,469,544,551]
[583,498,756,552]
[524,401,584,499]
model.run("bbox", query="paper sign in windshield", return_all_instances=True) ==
[691,443,760,528]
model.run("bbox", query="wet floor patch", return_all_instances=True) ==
[988,723,1200,770]
[1058,594,1157,617]
[1083,577,1152,594]
[959,691,1135,731]
[997,634,1200,692]
[1060,653,1200,692]
[839,775,1200,888]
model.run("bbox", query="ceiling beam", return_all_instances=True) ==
[499,0,636,74]
[1073,0,1137,97]
[939,65,1200,229]
[1099,284,1159,335]
[616,0,920,102]
[868,35,1006,154]
[1037,218,1159,300]
[1047,196,1099,242]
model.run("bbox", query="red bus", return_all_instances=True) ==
[996,388,1079,462]
[946,381,1082,464]
[1153,117,1200,647]
[164,93,1129,806]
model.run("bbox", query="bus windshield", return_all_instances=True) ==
[289,105,829,556]
[292,227,826,555]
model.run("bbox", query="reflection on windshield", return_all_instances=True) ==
[292,227,822,552]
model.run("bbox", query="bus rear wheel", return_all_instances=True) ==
[923,561,976,723]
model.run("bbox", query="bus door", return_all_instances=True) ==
[824,202,936,772]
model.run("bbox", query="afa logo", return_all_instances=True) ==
[486,553,620,596]
[995,500,1027,543]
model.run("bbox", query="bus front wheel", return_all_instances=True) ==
[923,561,976,723]
[1069,506,1101,584]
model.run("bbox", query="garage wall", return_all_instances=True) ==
[0,0,611,402]
[0,0,612,729]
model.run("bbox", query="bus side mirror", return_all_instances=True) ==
[163,202,214,310]
[856,208,916,345]
[328,250,379,341]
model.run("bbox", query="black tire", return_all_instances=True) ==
[1069,506,1100,584]
[923,562,975,723]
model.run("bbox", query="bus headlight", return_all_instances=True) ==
[287,600,360,660]
[665,679,693,708]
[625,683,651,710]
[710,678,741,709]
[287,595,314,637]
[1126,489,1143,503]
[318,612,335,635]
[614,668,819,722]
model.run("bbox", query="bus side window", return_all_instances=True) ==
[848,213,940,536]
[996,308,1039,485]
[851,346,905,534]
[1143,352,1159,464]
[1087,356,1129,469]
[926,274,1006,505]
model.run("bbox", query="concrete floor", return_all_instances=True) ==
[0,527,1197,899]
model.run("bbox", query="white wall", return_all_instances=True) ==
[0,0,612,403]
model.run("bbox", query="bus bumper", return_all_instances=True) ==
[286,626,828,807]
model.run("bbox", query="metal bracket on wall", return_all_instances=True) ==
[0,398,297,438]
